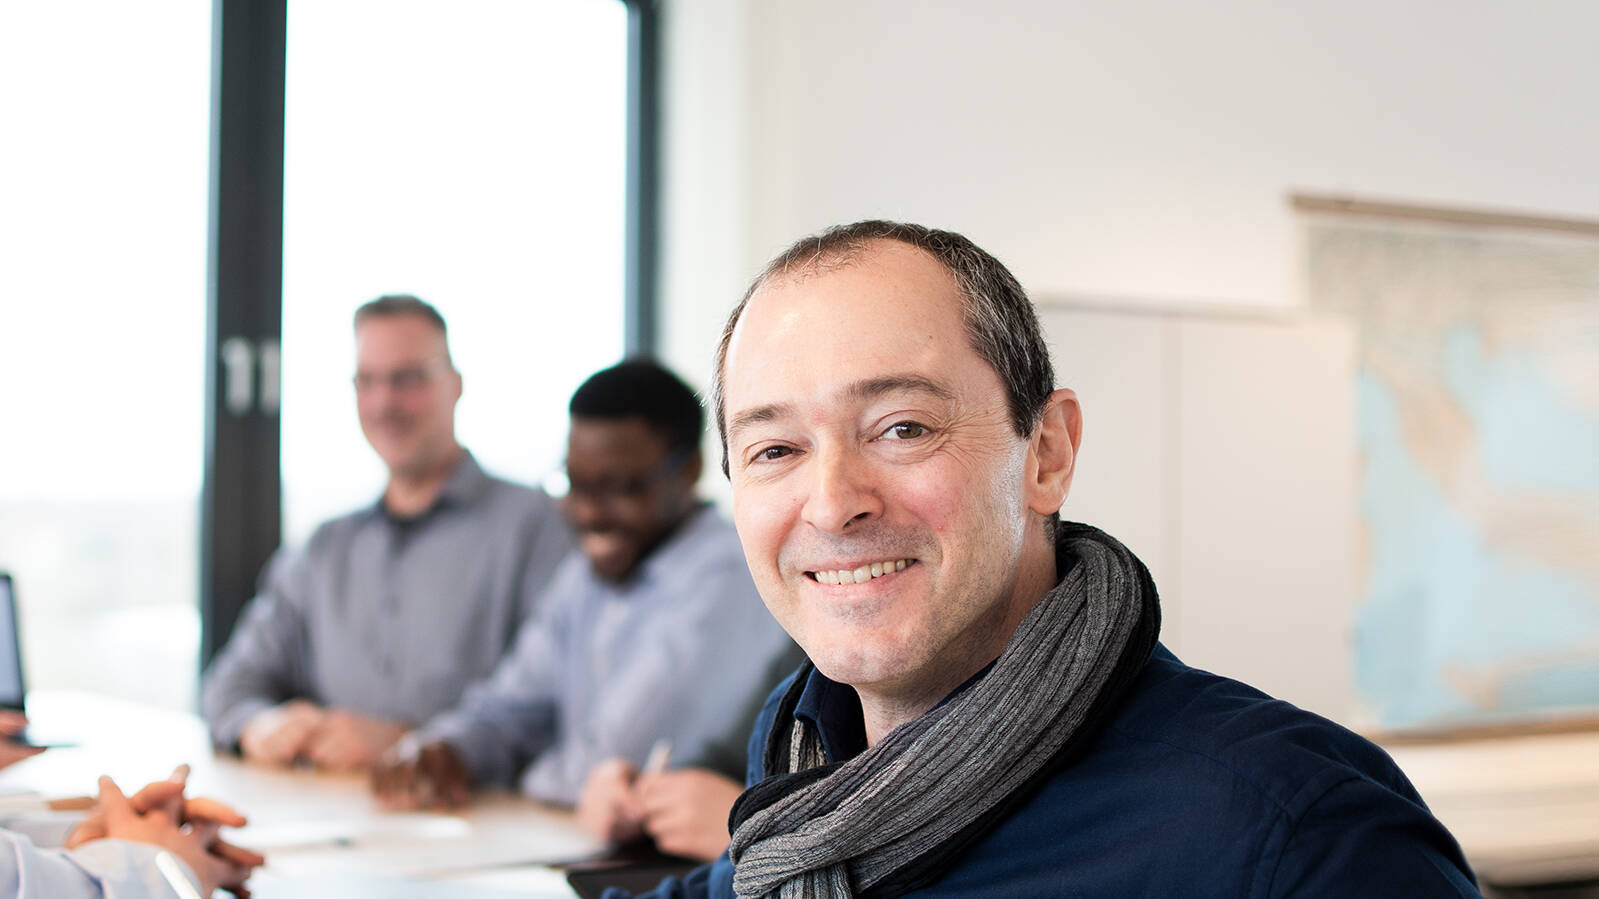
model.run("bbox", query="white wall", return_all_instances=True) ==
[1040,303,1360,720]
[662,0,1599,330]
[657,0,1599,721]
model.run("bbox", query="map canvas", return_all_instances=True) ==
[1308,217,1599,730]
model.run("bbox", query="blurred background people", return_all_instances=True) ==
[201,295,572,771]
[371,360,790,811]
[577,643,806,862]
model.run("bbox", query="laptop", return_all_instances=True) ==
[0,572,74,748]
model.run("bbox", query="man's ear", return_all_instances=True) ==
[1024,388,1082,516]
[682,448,704,486]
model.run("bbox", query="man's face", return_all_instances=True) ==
[353,315,461,480]
[564,417,701,583]
[722,241,1056,699]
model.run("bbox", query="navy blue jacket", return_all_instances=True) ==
[618,645,1479,897]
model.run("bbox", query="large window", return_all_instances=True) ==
[280,0,629,538]
[0,0,636,710]
[0,3,212,709]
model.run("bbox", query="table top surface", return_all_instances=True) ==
[1381,728,1599,886]
[10,689,1596,891]
[1,689,600,895]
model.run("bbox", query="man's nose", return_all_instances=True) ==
[359,380,400,410]
[563,492,607,529]
[801,446,882,534]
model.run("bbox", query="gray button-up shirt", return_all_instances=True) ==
[200,451,573,748]
[417,504,790,805]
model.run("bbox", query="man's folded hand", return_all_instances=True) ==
[371,735,472,809]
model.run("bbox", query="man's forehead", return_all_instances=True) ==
[356,315,446,355]
[565,418,684,495]
[568,416,668,454]
[756,238,951,298]
[723,245,982,434]
[737,241,962,341]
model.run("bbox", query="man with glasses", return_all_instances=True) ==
[371,360,790,810]
[201,295,573,771]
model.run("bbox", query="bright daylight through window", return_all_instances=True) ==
[0,0,629,711]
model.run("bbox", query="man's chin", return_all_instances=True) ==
[371,443,423,475]
[586,557,637,582]
[798,632,920,690]
[580,534,637,582]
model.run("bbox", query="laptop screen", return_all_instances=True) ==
[0,574,26,710]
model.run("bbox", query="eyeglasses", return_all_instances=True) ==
[562,446,694,506]
[353,359,450,394]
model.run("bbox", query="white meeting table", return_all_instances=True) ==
[10,690,1596,894]
[0,689,604,896]
[1382,726,1599,889]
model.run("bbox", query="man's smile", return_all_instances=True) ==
[805,558,917,585]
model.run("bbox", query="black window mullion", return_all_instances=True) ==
[200,0,286,671]
[623,0,660,357]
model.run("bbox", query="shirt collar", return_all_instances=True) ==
[793,667,868,764]
[791,650,1002,765]
[615,501,716,587]
[436,449,488,507]
[376,448,487,523]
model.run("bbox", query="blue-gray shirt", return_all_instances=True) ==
[200,451,574,748]
[0,828,201,898]
[417,504,790,805]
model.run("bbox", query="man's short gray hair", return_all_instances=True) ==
[353,293,454,369]
[711,220,1057,478]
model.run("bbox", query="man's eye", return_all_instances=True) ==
[887,422,928,440]
[391,369,426,389]
[753,445,794,462]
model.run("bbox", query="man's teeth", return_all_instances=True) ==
[814,559,909,585]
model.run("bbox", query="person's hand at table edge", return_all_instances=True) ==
[91,775,263,897]
[66,764,266,882]
[238,699,324,767]
[371,735,472,810]
[303,709,408,772]
[0,711,46,769]
[577,757,647,846]
[637,768,746,863]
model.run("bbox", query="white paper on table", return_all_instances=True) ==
[234,813,471,852]
[259,816,600,880]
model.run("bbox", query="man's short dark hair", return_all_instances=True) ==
[711,220,1056,476]
[570,359,706,454]
[353,294,454,367]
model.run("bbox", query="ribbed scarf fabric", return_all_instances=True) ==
[726,522,1160,898]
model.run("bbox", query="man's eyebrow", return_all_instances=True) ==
[726,375,956,443]
[845,374,956,405]
[726,403,793,443]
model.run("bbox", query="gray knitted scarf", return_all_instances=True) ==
[726,522,1160,898]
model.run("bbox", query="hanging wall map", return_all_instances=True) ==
[1307,211,1599,730]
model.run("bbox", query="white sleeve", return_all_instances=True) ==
[0,829,201,899]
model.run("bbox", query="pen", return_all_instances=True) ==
[643,739,672,776]
[155,851,204,899]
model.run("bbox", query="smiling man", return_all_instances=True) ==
[202,295,572,771]
[615,222,1477,898]
[371,360,790,809]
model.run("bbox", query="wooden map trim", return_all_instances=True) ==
[1291,193,1599,239]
